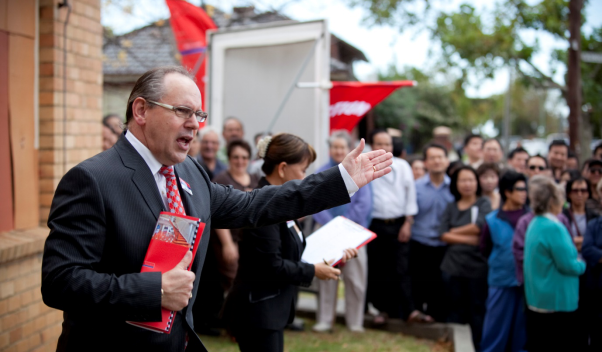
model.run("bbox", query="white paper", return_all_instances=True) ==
[471,206,479,224]
[301,216,375,265]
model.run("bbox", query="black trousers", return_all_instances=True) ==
[582,286,602,350]
[192,238,224,331]
[526,309,579,352]
[366,217,414,319]
[409,240,447,322]
[444,274,487,350]
[234,327,284,352]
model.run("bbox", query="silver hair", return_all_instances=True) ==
[528,175,565,215]
[125,66,193,124]
[328,130,353,150]
[199,126,219,141]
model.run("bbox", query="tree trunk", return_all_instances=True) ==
[567,0,583,153]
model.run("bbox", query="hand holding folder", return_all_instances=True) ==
[127,212,205,334]
[161,250,195,312]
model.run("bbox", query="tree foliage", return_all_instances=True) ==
[374,65,562,152]
[348,0,602,138]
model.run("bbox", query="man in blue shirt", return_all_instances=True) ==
[410,143,454,322]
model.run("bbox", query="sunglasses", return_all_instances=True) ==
[571,188,589,194]
[513,186,527,192]
[590,168,602,175]
[528,165,546,171]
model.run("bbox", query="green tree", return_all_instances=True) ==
[374,65,488,152]
[348,0,602,144]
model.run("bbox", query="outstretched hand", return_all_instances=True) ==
[341,139,393,189]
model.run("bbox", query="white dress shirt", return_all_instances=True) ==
[371,157,418,219]
[125,131,172,210]
[124,131,359,210]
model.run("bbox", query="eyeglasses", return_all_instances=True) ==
[513,186,527,192]
[147,100,207,123]
[590,168,602,175]
[571,188,589,194]
[528,165,546,171]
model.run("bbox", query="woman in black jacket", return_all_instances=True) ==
[223,133,357,352]
[562,176,599,348]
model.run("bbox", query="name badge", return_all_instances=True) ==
[180,178,193,195]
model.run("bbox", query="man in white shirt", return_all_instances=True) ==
[366,129,419,323]
[41,66,394,352]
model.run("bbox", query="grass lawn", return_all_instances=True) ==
[199,318,451,352]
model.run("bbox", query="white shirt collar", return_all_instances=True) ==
[125,130,164,175]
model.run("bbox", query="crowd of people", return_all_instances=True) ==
[174,118,602,351]
[45,67,394,352]
[98,94,602,351]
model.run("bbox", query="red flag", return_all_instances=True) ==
[166,0,217,115]
[329,81,415,133]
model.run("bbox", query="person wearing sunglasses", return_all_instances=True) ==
[562,176,599,348]
[479,171,529,352]
[525,155,549,179]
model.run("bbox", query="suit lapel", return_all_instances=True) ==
[174,164,202,220]
[114,136,165,220]
[288,221,304,260]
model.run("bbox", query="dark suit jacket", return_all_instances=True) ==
[41,136,349,352]
[223,178,315,333]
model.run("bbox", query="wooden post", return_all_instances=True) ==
[567,0,583,153]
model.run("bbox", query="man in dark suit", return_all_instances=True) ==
[41,66,393,352]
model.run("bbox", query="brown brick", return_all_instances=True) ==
[21,318,36,337]
[0,332,8,349]
[14,338,28,352]
[26,302,41,320]
[39,92,56,106]
[39,106,61,121]
[7,295,21,312]
[1,309,27,332]
[9,326,22,344]
[14,273,38,293]
[39,135,60,149]
[66,92,80,107]
[20,289,34,307]
[0,281,14,299]
[39,178,60,194]
[40,326,54,343]
[0,298,7,315]
[39,149,64,164]
[28,332,41,349]
[40,6,56,20]
[39,77,60,92]
[39,164,63,179]
[39,193,54,208]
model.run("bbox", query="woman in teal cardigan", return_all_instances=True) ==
[524,175,586,352]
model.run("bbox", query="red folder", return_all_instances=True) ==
[127,212,205,333]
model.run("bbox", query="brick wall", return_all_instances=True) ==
[0,228,63,352]
[39,0,103,223]
[0,1,103,351]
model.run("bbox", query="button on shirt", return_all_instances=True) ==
[411,174,454,247]
[371,157,418,219]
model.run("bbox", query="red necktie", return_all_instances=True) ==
[159,166,186,215]
[159,166,190,349]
